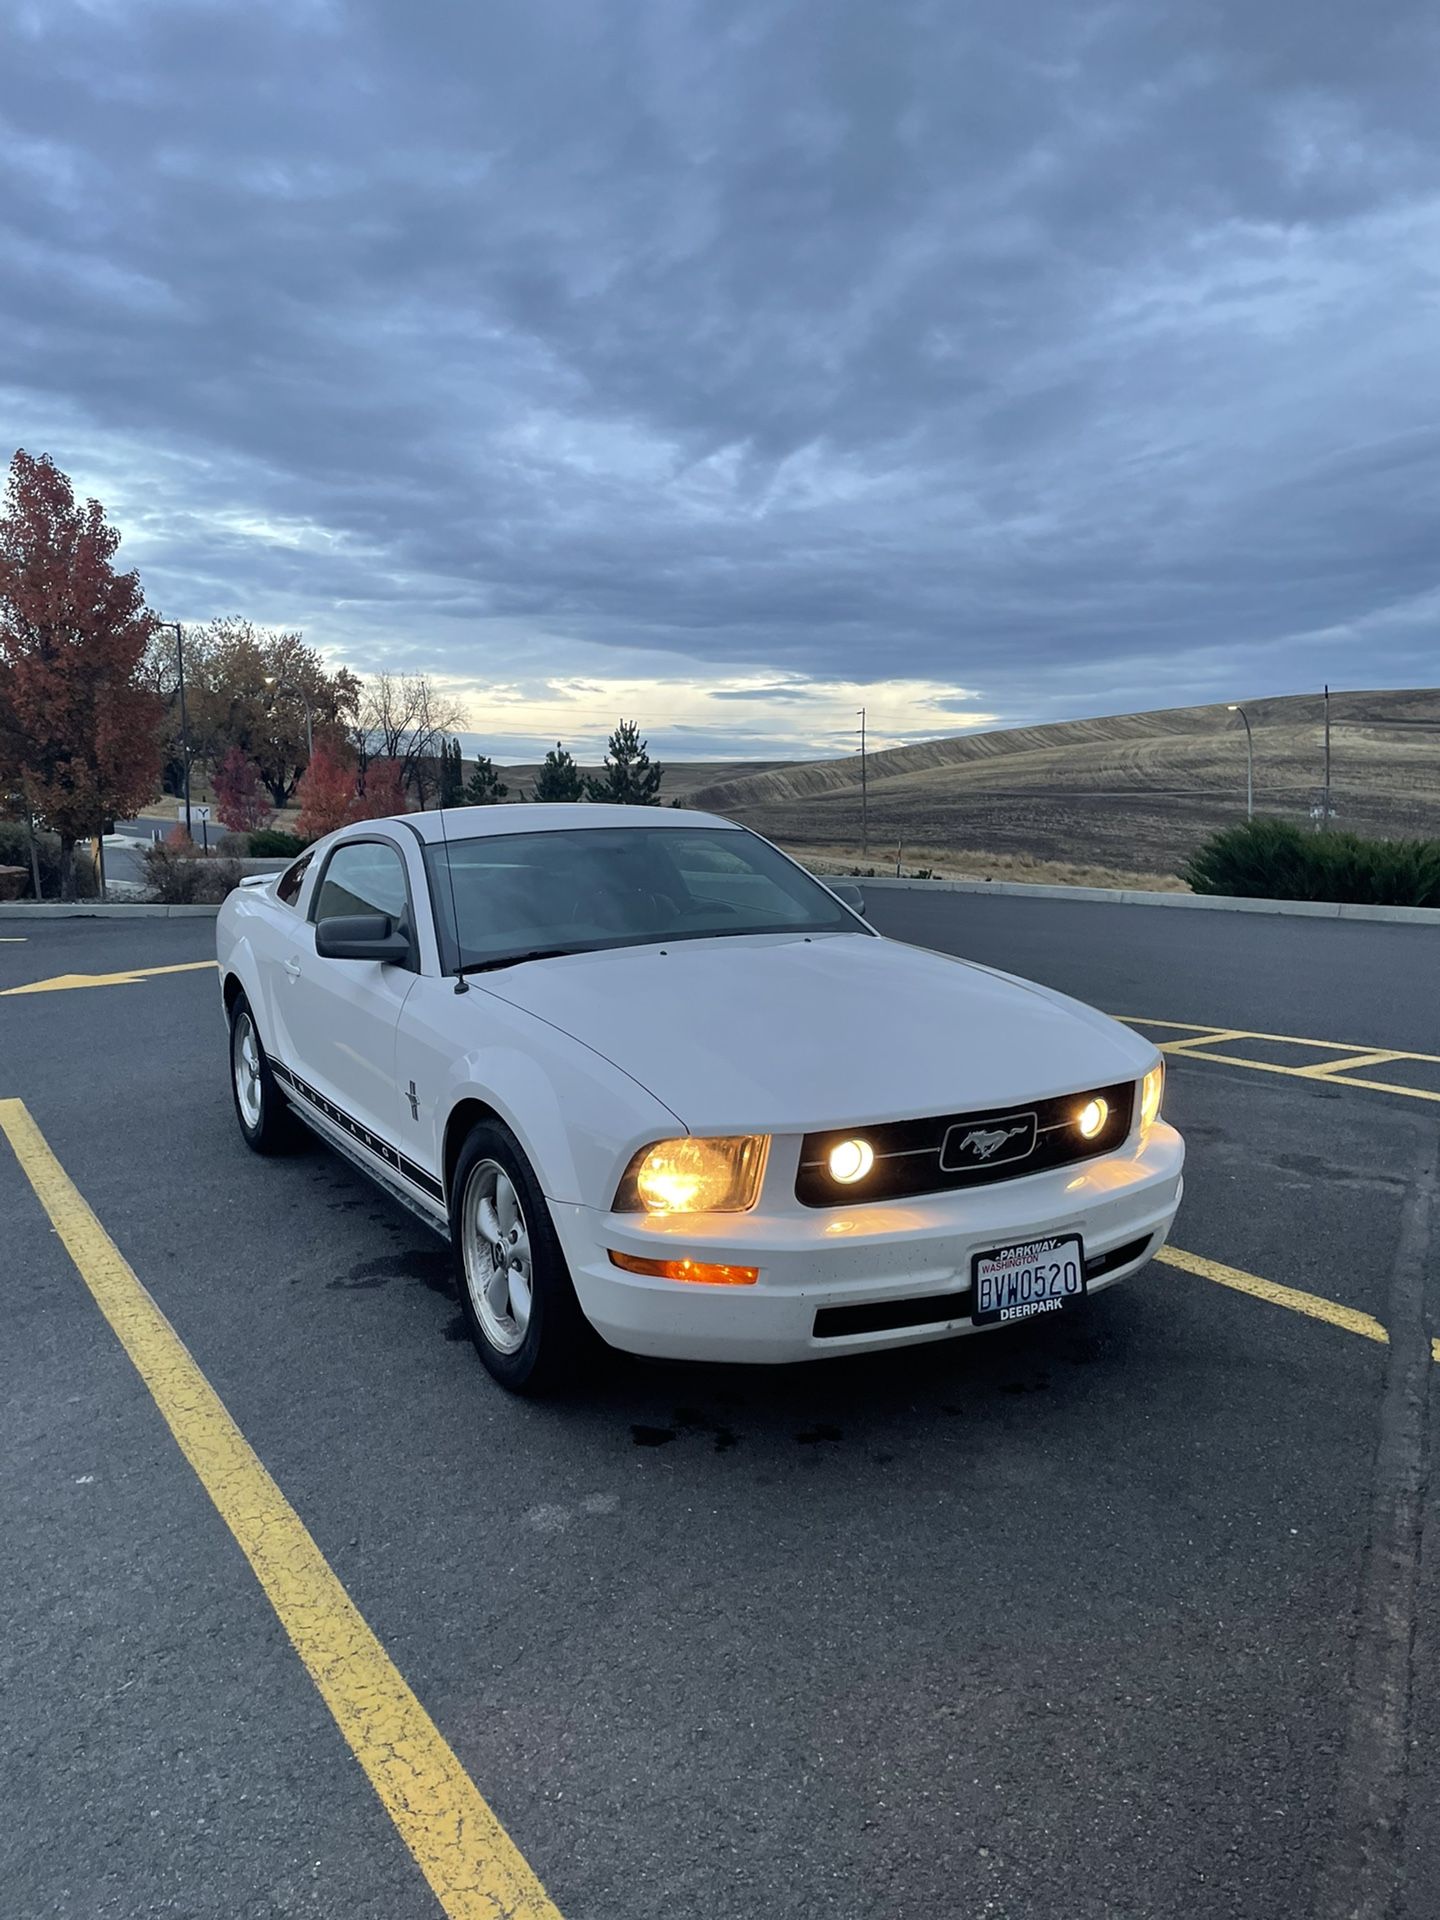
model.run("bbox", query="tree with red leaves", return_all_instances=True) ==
[0,450,162,897]
[354,756,407,820]
[213,745,273,834]
[294,742,359,840]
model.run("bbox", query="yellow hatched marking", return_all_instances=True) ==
[0,960,218,996]
[1158,1246,1390,1346]
[1117,1016,1440,1105]
[0,1097,562,1920]
[1293,1050,1410,1078]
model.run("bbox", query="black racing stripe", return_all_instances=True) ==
[272,1059,446,1203]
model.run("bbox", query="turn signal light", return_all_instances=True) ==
[609,1250,759,1286]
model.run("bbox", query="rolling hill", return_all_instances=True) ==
[681,688,1440,880]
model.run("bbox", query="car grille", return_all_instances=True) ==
[795,1081,1136,1207]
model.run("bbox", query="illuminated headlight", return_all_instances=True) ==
[1139,1062,1165,1132]
[1076,1097,1109,1140]
[827,1138,875,1184]
[618,1136,769,1214]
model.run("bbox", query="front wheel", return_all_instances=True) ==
[451,1121,593,1393]
[228,991,301,1155]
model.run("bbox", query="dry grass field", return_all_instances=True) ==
[680,688,1440,881]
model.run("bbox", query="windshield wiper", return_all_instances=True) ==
[457,944,591,976]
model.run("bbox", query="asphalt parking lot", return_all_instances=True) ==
[2,896,1436,1920]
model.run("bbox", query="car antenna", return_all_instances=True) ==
[436,798,469,994]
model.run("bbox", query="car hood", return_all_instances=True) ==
[478,932,1154,1135]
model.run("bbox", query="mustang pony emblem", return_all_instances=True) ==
[956,1123,1028,1162]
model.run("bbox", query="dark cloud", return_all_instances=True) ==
[2,0,1437,755]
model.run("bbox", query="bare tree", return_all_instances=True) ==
[354,672,467,808]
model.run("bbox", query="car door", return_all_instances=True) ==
[281,833,421,1156]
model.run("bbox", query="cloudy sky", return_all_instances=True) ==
[3,0,1437,761]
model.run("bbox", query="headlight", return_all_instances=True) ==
[616,1136,769,1214]
[1139,1062,1164,1132]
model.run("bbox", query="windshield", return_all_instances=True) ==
[422,824,869,972]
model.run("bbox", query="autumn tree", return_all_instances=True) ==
[213,746,273,833]
[533,741,585,802]
[354,756,407,820]
[353,671,467,808]
[145,617,360,808]
[0,450,162,897]
[586,718,664,806]
[294,743,358,840]
[463,754,509,805]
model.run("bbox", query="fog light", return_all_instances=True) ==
[827,1138,875,1184]
[1076,1097,1108,1139]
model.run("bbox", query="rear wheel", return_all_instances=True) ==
[228,991,301,1154]
[451,1121,593,1393]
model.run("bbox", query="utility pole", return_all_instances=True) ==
[1227,705,1253,820]
[856,706,868,856]
[161,621,192,838]
[1322,683,1331,828]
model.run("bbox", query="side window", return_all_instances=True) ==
[275,850,313,909]
[312,841,411,928]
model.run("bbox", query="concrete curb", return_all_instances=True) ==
[845,874,1440,925]
[0,902,221,919]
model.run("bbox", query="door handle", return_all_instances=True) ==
[284,958,302,980]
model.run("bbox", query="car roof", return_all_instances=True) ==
[383,802,738,845]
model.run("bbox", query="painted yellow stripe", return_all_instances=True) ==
[0,1098,561,1920]
[1,959,218,997]
[1120,1015,1440,1065]
[1159,1245,1390,1346]
[1153,1043,1440,1105]
[1293,1050,1410,1078]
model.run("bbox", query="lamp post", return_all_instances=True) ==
[856,706,868,855]
[265,675,314,758]
[160,621,192,838]
[1227,704,1253,820]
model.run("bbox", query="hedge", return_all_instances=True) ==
[1182,817,1440,908]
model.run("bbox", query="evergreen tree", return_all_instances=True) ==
[585,718,664,805]
[463,753,509,805]
[437,736,464,807]
[533,741,585,802]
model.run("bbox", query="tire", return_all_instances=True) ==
[228,990,301,1155]
[450,1120,594,1394]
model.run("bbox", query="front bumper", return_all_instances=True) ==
[551,1122,1185,1363]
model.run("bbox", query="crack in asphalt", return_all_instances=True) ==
[1316,1134,1437,1920]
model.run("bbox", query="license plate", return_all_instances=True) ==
[971,1235,1085,1327]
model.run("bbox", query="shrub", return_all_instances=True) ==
[247,828,310,856]
[141,843,245,904]
[1182,817,1440,908]
[0,820,98,899]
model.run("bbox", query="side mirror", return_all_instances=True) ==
[314,913,412,964]
[832,881,866,914]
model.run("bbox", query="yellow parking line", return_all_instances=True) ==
[1117,1016,1440,1105]
[0,1097,561,1920]
[1158,1246,1390,1346]
[0,960,218,997]
[1292,1050,1410,1078]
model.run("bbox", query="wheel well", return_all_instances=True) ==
[222,972,244,1015]
[443,1096,504,1204]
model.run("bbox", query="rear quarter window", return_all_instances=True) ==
[275,850,314,908]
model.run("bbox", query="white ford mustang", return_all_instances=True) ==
[217,804,1183,1392]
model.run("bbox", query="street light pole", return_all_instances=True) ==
[1227,704,1253,820]
[161,620,192,838]
[856,706,868,856]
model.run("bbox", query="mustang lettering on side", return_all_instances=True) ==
[216,804,1184,1394]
